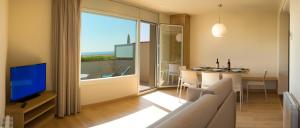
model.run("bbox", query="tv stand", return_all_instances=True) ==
[6,91,56,128]
[18,93,41,103]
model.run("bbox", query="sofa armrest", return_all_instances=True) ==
[207,91,236,128]
[187,88,215,101]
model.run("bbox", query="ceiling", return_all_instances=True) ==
[115,0,282,15]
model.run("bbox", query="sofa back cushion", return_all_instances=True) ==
[206,78,232,107]
[186,88,215,102]
[154,94,218,128]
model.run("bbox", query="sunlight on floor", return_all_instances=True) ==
[142,91,187,111]
[90,106,168,128]
[89,91,187,128]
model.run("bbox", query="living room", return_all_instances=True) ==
[0,0,299,128]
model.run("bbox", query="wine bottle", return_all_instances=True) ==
[216,58,220,69]
[227,59,231,70]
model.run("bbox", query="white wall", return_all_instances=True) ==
[190,10,278,78]
[8,0,52,90]
[289,0,300,103]
[0,0,8,118]
[80,76,137,105]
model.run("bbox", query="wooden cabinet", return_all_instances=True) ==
[6,91,56,128]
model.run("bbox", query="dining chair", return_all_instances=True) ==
[201,72,220,89]
[177,66,187,94]
[246,70,268,102]
[222,73,243,111]
[168,64,180,85]
[179,70,200,98]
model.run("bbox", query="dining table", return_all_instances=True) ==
[191,66,250,74]
[191,66,251,88]
[191,66,278,81]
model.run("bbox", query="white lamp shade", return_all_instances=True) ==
[176,33,183,42]
[212,23,227,37]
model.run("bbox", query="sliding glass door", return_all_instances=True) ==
[139,21,158,92]
[157,24,183,87]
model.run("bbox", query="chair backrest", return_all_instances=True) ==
[201,72,220,89]
[179,66,187,77]
[222,73,242,91]
[263,70,268,82]
[168,64,180,75]
[181,70,199,88]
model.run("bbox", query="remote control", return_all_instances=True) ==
[21,102,27,108]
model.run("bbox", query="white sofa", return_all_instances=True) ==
[149,78,236,128]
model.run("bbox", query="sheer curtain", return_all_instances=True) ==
[52,0,81,117]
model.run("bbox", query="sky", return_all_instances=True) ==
[81,12,150,53]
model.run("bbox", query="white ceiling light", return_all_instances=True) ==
[212,2,227,38]
[212,23,227,37]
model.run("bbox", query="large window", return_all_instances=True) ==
[80,12,137,80]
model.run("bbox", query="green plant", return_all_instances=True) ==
[81,55,116,62]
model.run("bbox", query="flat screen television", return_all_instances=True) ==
[10,63,46,102]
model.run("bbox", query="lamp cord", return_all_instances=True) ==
[218,0,223,23]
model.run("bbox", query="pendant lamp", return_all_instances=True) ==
[212,2,227,37]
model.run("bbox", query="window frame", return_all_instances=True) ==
[79,9,140,82]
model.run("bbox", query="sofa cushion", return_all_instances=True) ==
[154,94,218,128]
[206,78,232,107]
[187,88,215,102]
[148,102,192,127]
